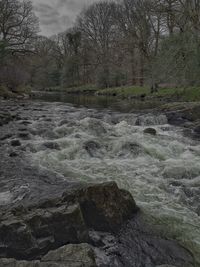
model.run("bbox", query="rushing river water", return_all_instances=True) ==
[28,93,200,264]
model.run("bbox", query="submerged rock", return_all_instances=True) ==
[136,114,168,126]
[42,141,60,150]
[144,128,157,135]
[163,166,200,180]
[120,142,144,157]
[0,112,15,126]
[84,141,101,157]
[0,133,13,141]
[82,118,107,136]
[9,152,18,157]
[18,132,30,139]
[10,139,21,147]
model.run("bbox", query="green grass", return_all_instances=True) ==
[155,86,200,101]
[181,87,200,101]
[97,86,200,102]
[36,84,200,102]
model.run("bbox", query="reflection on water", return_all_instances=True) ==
[32,91,163,112]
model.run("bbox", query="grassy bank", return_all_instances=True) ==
[96,86,200,102]
[49,84,200,102]
[155,86,200,101]
[6,83,200,103]
[0,85,32,99]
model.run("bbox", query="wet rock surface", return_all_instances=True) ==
[116,216,194,267]
[0,181,137,260]
[0,213,194,267]
[143,127,157,135]
[161,102,200,139]
[0,100,196,266]
[0,243,97,267]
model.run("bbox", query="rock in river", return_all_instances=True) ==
[10,139,21,147]
[144,128,157,135]
[0,182,137,260]
[63,182,138,232]
[194,125,200,134]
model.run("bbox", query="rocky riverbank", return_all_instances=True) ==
[0,99,198,266]
[159,102,200,140]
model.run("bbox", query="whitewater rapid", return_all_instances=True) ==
[27,103,200,264]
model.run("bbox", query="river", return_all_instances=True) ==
[1,93,200,265]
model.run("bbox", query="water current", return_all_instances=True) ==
[27,97,200,264]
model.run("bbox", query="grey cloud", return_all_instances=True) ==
[32,0,98,36]
[34,3,53,13]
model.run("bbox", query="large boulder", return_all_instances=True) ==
[144,128,157,135]
[162,102,200,125]
[0,182,138,260]
[0,204,88,260]
[62,182,138,232]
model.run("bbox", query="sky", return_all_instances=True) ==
[32,0,97,36]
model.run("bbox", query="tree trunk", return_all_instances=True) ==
[130,48,136,85]
[139,53,144,86]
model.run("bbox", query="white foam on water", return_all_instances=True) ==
[0,191,13,206]
[29,107,200,264]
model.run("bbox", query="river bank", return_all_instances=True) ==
[0,99,200,266]
[34,85,200,103]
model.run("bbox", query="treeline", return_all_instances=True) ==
[1,0,200,93]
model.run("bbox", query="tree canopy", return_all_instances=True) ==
[1,0,200,91]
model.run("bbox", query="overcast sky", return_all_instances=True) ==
[32,0,97,36]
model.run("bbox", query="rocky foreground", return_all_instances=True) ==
[0,99,197,267]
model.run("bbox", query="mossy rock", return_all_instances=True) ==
[14,85,32,95]
[144,128,157,135]
[0,85,14,98]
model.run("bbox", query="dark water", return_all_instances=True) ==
[31,91,163,112]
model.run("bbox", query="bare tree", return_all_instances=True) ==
[177,0,200,33]
[77,1,118,87]
[0,0,39,55]
[3,0,199,91]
